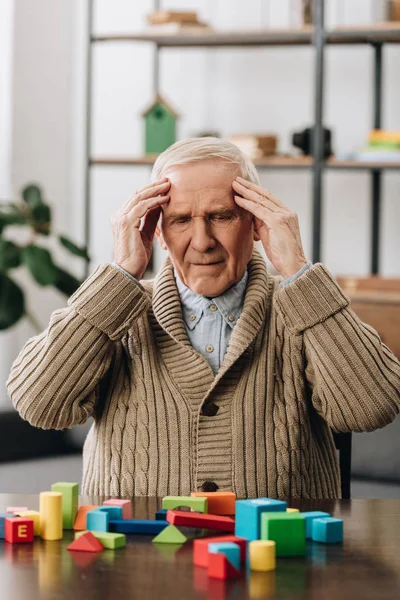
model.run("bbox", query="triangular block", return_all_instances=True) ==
[152,524,187,545]
[67,531,104,553]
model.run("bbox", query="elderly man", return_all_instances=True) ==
[7,138,400,499]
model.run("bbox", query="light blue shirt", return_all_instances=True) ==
[111,259,312,375]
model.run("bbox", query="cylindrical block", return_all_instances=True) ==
[40,492,63,540]
[249,540,276,572]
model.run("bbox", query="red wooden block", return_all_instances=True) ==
[4,518,34,543]
[208,552,241,580]
[193,535,247,567]
[67,531,104,553]
[167,510,235,532]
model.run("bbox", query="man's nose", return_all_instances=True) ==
[190,217,217,253]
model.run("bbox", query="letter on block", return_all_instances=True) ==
[5,517,34,543]
[190,492,236,515]
[311,517,343,543]
[87,509,109,532]
[235,498,287,541]
[261,512,306,557]
[162,496,208,513]
[17,511,40,536]
[51,482,79,530]
[103,499,132,520]
[40,491,63,541]
[208,542,240,570]
[249,540,276,571]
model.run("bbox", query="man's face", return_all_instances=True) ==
[155,160,258,297]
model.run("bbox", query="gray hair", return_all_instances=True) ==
[150,137,261,185]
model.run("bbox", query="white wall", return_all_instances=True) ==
[2,0,400,405]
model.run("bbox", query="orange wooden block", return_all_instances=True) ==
[73,505,99,531]
[67,531,104,553]
[190,492,236,515]
[5,518,34,543]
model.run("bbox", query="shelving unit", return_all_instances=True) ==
[84,0,400,278]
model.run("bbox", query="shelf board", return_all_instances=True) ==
[92,23,400,47]
[90,156,400,170]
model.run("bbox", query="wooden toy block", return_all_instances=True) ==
[208,552,240,580]
[17,511,40,536]
[51,482,79,529]
[162,496,207,513]
[235,498,287,541]
[311,517,343,543]
[75,530,126,549]
[73,505,99,531]
[6,506,28,514]
[261,512,306,557]
[39,491,63,541]
[155,509,168,521]
[5,517,34,543]
[249,540,276,571]
[193,535,247,568]
[67,531,104,553]
[109,519,169,535]
[87,509,109,532]
[167,509,235,532]
[0,512,11,539]
[301,511,331,538]
[287,508,300,513]
[152,524,187,544]
[98,506,123,521]
[190,492,236,515]
[208,542,240,570]
[103,499,132,520]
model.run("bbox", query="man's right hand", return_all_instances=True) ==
[110,178,171,280]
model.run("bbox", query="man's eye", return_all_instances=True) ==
[212,216,230,221]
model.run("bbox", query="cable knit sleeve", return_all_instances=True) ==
[6,263,151,430]
[273,263,400,433]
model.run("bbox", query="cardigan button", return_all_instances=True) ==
[201,402,219,417]
[201,481,219,492]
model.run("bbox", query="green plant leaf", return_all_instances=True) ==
[22,184,43,207]
[53,266,82,296]
[0,273,25,330]
[0,205,27,227]
[0,240,22,271]
[59,235,90,260]
[31,203,51,235]
[21,244,58,286]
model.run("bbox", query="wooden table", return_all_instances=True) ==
[1,495,399,600]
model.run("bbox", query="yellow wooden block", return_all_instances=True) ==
[18,510,40,536]
[40,492,63,540]
[287,508,300,513]
[249,540,276,572]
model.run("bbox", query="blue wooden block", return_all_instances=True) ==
[235,498,287,541]
[208,542,240,570]
[312,517,343,543]
[98,506,123,520]
[0,513,10,539]
[301,511,331,538]
[109,519,169,534]
[155,509,168,521]
[87,509,109,532]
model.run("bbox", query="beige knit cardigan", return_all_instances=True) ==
[7,249,400,499]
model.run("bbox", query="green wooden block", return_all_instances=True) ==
[51,482,79,529]
[162,496,208,513]
[261,512,306,557]
[152,524,187,545]
[75,530,126,549]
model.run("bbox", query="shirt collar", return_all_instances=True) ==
[173,265,248,330]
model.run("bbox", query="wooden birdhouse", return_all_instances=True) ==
[142,93,180,155]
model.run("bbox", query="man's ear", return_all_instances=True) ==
[252,218,261,242]
[155,223,168,251]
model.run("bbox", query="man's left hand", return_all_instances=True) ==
[232,176,308,279]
